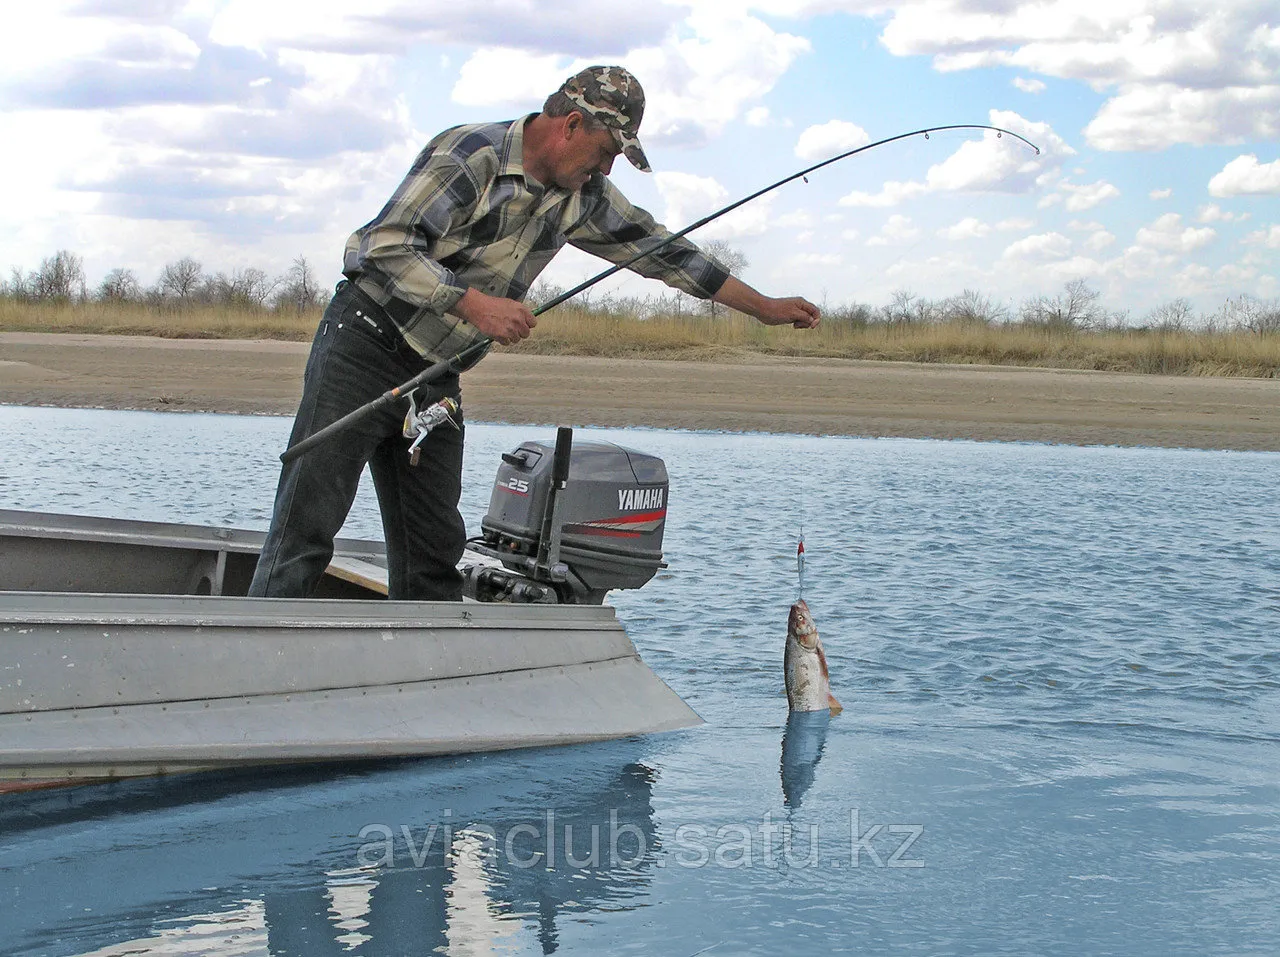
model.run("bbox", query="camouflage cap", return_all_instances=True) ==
[558,65,651,173]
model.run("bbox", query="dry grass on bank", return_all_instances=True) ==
[3,298,1277,378]
[0,299,323,341]
[509,306,1280,378]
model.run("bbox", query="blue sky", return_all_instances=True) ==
[1,0,1277,318]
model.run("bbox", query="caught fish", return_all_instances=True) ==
[784,599,842,715]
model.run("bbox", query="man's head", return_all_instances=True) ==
[543,66,650,174]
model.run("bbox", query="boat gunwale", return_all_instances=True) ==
[0,591,620,628]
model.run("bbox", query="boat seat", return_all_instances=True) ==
[324,555,389,596]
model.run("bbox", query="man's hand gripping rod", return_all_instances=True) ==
[280,123,1039,464]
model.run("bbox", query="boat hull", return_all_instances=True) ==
[0,511,703,788]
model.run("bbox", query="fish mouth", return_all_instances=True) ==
[788,600,818,648]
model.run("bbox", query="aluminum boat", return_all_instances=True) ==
[0,431,701,791]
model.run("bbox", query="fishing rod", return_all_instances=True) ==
[281,123,1040,463]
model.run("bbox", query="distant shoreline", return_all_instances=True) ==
[2,331,1278,451]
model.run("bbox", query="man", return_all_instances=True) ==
[250,65,820,602]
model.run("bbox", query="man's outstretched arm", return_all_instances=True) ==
[711,275,821,329]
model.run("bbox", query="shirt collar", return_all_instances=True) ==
[498,114,538,183]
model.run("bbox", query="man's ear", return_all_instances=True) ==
[564,111,585,137]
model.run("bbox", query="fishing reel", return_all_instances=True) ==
[402,391,460,465]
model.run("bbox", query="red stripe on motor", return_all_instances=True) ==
[591,509,666,525]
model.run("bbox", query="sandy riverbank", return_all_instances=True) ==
[2,331,1278,451]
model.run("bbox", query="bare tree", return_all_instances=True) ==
[702,239,749,276]
[31,250,87,301]
[98,268,142,302]
[159,257,204,302]
[1146,298,1195,332]
[526,279,566,311]
[274,255,327,313]
[699,240,749,318]
[1218,294,1280,334]
[884,289,937,324]
[825,301,876,326]
[203,267,277,308]
[1020,278,1106,331]
[942,288,1009,325]
[3,267,31,300]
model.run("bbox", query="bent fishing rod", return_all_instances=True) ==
[281,123,1040,463]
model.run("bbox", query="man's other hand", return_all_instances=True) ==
[455,288,537,345]
[755,296,821,329]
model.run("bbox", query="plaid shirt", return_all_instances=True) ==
[343,115,730,362]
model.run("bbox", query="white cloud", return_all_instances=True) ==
[839,179,927,208]
[1002,232,1071,261]
[997,217,1034,231]
[0,3,421,280]
[1171,263,1214,297]
[1215,263,1258,285]
[1113,242,1177,281]
[208,0,678,57]
[1036,256,1104,283]
[1243,226,1280,249]
[1085,230,1116,252]
[775,210,816,228]
[938,217,991,240]
[794,119,870,161]
[745,106,771,126]
[1135,213,1217,253]
[1085,85,1280,151]
[840,110,1067,207]
[624,9,811,147]
[788,252,842,266]
[1208,154,1280,197]
[1149,187,1172,200]
[1053,179,1121,211]
[451,49,574,108]
[1012,76,1046,94]
[0,11,200,88]
[867,214,919,246]
[926,111,1072,190]
[1196,203,1249,223]
[653,170,773,238]
[867,2,1280,151]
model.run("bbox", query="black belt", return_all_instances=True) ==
[335,279,489,373]
[338,280,413,347]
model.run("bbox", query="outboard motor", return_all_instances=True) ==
[462,428,668,604]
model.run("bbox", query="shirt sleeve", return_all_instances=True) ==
[342,148,480,316]
[564,176,730,300]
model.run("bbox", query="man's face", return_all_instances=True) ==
[554,118,621,190]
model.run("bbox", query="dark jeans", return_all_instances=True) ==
[249,282,466,600]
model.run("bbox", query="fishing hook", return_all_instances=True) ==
[282,124,1040,462]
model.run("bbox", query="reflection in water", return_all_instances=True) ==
[780,712,831,809]
[73,903,270,956]
[3,755,659,957]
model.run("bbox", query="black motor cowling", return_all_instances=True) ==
[463,431,668,604]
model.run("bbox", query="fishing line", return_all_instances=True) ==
[796,525,806,602]
[282,124,1041,462]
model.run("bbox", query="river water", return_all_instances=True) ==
[1,406,1278,956]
